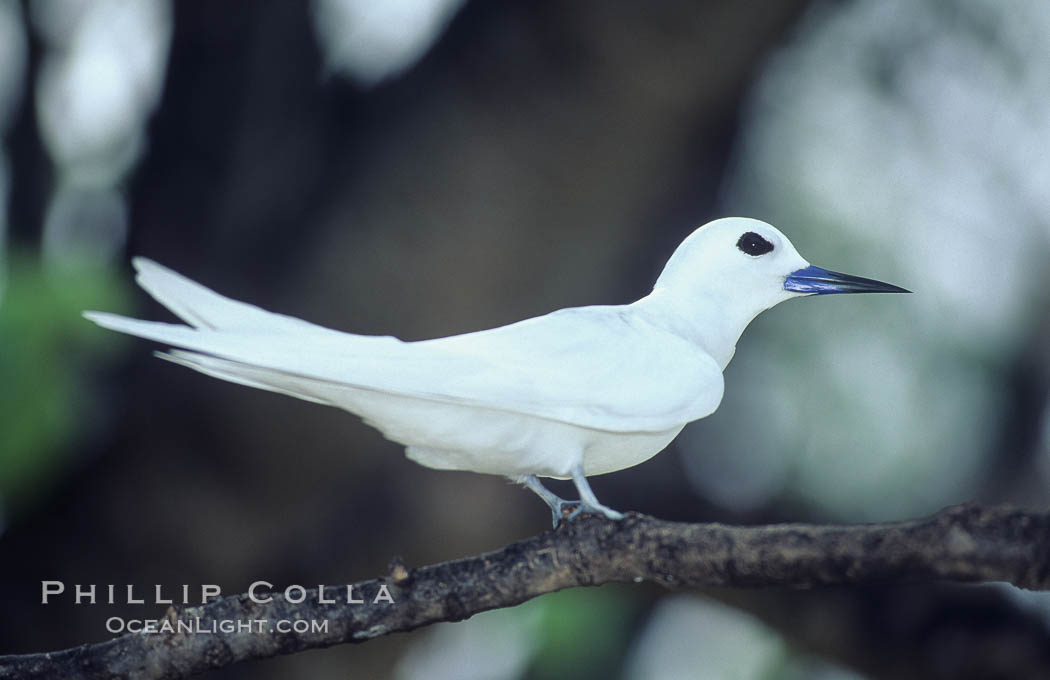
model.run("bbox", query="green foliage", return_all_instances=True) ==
[527,586,641,680]
[0,254,131,513]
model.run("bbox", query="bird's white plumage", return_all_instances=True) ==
[85,269,725,477]
[87,301,723,431]
[84,218,904,517]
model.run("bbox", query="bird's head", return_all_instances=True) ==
[653,217,909,320]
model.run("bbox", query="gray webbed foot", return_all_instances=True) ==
[567,500,625,522]
[521,475,579,527]
[519,466,625,527]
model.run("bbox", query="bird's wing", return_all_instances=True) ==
[409,306,725,432]
[85,262,723,434]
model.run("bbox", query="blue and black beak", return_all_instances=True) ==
[784,265,910,295]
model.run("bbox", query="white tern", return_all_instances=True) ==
[84,218,908,525]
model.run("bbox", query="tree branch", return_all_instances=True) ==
[2,503,1048,679]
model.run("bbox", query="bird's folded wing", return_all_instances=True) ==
[413,307,725,432]
[86,299,723,434]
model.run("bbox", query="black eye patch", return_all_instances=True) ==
[737,231,774,256]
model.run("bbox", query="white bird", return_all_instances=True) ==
[84,218,908,525]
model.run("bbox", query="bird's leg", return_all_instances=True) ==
[520,475,579,527]
[568,464,625,521]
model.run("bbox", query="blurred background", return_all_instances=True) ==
[2,0,1050,678]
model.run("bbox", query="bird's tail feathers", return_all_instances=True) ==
[159,350,335,406]
[129,257,326,334]
[84,259,415,413]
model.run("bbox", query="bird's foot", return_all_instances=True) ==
[520,475,578,528]
[519,472,625,528]
[567,463,625,522]
[550,499,581,528]
[567,500,624,522]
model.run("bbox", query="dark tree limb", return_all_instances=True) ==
[2,503,1049,680]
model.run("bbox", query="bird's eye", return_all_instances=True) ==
[737,232,774,256]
